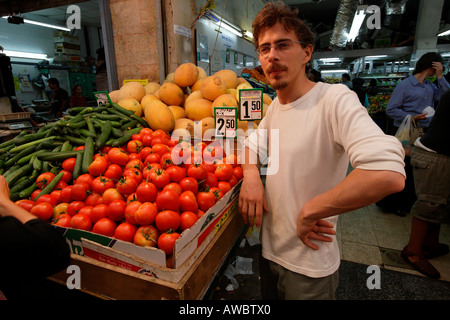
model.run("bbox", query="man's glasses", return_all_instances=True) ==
[256,40,304,58]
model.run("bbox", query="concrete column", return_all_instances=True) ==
[413,0,444,52]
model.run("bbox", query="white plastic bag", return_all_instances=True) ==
[395,115,411,143]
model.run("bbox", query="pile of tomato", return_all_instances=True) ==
[15,128,243,261]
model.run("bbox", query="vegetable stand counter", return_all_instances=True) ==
[49,190,245,300]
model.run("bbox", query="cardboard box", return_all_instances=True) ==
[54,32,79,45]
[54,181,242,283]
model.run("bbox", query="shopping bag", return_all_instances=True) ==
[409,117,424,145]
[395,115,411,145]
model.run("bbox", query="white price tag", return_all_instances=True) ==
[239,88,263,121]
[94,91,112,106]
[214,107,237,139]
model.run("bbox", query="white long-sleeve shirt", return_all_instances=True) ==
[246,82,405,278]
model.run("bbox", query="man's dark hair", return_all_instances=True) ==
[252,1,315,49]
[413,52,444,75]
[342,73,351,81]
[47,78,60,87]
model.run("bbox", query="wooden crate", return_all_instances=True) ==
[49,206,244,300]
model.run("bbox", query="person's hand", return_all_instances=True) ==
[297,208,336,250]
[238,168,268,228]
[413,113,428,121]
[0,175,11,200]
[432,62,444,78]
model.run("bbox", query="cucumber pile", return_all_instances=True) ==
[0,102,148,201]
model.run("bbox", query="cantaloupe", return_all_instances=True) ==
[117,82,146,103]
[144,82,160,95]
[215,69,238,89]
[237,77,249,85]
[174,63,199,88]
[109,90,120,103]
[164,72,175,83]
[168,105,186,120]
[211,93,238,116]
[158,82,185,106]
[141,94,160,116]
[117,98,143,117]
[201,75,228,101]
[190,78,204,92]
[263,93,273,105]
[235,82,253,102]
[185,90,203,106]
[185,98,213,121]
[144,100,175,133]
[197,67,207,80]
[173,118,195,137]
[198,117,215,137]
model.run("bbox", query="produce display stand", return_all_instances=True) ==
[49,193,245,300]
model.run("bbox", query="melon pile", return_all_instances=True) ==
[109,63,273,138]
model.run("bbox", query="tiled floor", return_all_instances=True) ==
[337,203,450,282]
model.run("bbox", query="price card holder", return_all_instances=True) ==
[214,107,237,139]
[239,88,263,122]
[94,91,112,106]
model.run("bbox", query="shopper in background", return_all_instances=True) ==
[366,79,379,97]
[351,77,369,107]
[0,175,71,299]
[96,47,108,92]
[401,89,450,279]
[307,69,323,83]
[47,77,69,118]
[239,2,405,300]
[70,84,88,108]
[341,73,352,89]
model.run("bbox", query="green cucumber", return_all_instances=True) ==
[9,137,56,154]
[82,137,94,174]
[37,151,82,161]
[130,114,149,128]
[18,183,38,199]
[5,163,33,187]
[4,146,36,167]
[111,127,143,147]
[111,102,135,116]
[95,120,112,150]
[72,150,84,180]
[34,172,64,201]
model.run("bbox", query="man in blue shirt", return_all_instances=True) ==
[387,52,450,131]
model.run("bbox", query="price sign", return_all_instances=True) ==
[239,88,263,121]
[93,91,112,106]
[214,107,237,139]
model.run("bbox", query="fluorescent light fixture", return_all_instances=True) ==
[216,21,242,37]
[441,52,450,58]
[320,69,348,73]
[347,7,366,43]
[3,50,47,60]
[2,16,70,31]
[366,55,388,59]
[319,58,341,62]
[205,10,243,38]
[244,30,253,39]
[437,28,450,37]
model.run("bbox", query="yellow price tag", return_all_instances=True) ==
[123,79,149,86]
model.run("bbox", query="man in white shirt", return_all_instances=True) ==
[238,2,406,300]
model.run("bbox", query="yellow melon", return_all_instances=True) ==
[174,63,199,88]
[263,93,273,105]
[109,90,120,103]
[237,77,249,85]
[185,90,203,106]
[141,94,160,116]
[215,69,238,89]
[235,82,254,102]
[144,82,160,95]
[197,66,207,80]
[226,88,237,97]
[168,105,186,120]
[198,117,215,138]
[174,118,195,137]
[158,82,185,106]
[190,78,204,92]
[164,72,175,83]
[117,82,146,103]
[185,98,213,121]
[201,75,228,101]
[211,93,238,115]
[117,98,143,117]
[237,119,257,132]
[144,100,175,133]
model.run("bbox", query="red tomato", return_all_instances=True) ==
[54,180,68,190]
[30,202,53,221]
[92,218,117,237]
[144,153,161,166]
[50,190,61,203]
[108,147,129,166]
[128,153,141,162]
[197,191,216,212]
[150,136,169,147]
[135,181,158,203]
[124,200,142,225]
[85,192,104,206]
[141,134,153,147]
[203,143,225,164]
[134,225,159,247]
[36,172,55,189]
[157,231,180,255]
[62,158,77,172]
[59,185,73,203]
[187,163,208,181]
[217,181,232,195]
[214,164,234,181]
[117,175,138,196]
[90,204,108,223]
[126,159,144,171]
[134,202,158,225]
[127,140,143,154]
[102,188,124,205]
[71,182,90,201]
[204,172,218,188]
[91,177,114,195]
[209,187,224,200]
[15,199,35,212]
[152,129,170,139]
[228,175,238,187]
[59,170,72,183]
[67,200,85,217]
[160,152,175,170]
[140,128,153,136]
[155,189,180,212]
[165,165,186,183]
[53,213,71,227]
[131,133,143,141]
[88,157,108,176]
[197,210,206,218]
[224,154,238,167]
[114,222,138,242]
[179,190,198,213]
[179,177,199,194]
[155,210,181,232]
[203,162,217,173]
[70,213,92,231]
[180,211,199,231]
[107,199,127,222]
[74,146,85,151]
[233,166,243,181]
[123,168,143,184]
[53,203,69,219]
[163,182,182,196]
[75,174,95,187]
[78,205,93,219]
[35,194,58,207]
[152,143,170,157]
[149,168,170,189]
[139,147,152,162]
[30,189,42,201]
[104,164,123,181]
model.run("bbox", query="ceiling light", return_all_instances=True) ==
[366,55,388,59]
[216,21,242,37]
[244,31,253,39]
[319,58,341,62]
[437,27,450,37]
[347,7,366,43]
[3,50,47,60]
[320,69,348,73]
[2,16,70,31]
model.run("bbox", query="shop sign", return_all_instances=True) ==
[239,88,263,121]
[214,106,237,139]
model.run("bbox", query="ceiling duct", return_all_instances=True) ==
[384,0,408,29]
[329,0,358,49]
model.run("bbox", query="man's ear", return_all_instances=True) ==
[303,44,314,65]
